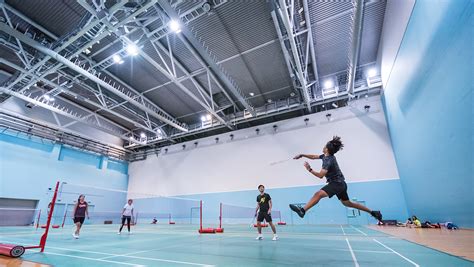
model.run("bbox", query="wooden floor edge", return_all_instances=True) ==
[367,225,474,262]
[0,256,51,267]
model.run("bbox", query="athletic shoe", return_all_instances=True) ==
[370,211,383,222]
[256,234,263,240]
[128,231,132,235]
[272,235,279,241]
[289,204,305,218]
[117,232,121,235]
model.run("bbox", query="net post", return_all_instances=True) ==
[219,203,222,229]
[39,181,60,252]
[35,209,41,230]
[200,200,203,231]
[61,209,67,228]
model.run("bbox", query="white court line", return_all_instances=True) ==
[0,239,214,266]
[101,239,221,266]
[35,244,215,266]
[111,255,214,267]
[345,238,360,267]
[350,225,368,236]
[373,239,420,267]
[27,251,143,266]
[340,225,347,235]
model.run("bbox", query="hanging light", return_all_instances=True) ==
[113,54,124,64]
[169,20,181,33]
[367,68,377,78]
[324,80,334,89]
[126,43,139,56]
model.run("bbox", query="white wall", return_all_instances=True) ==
[377,0,416,89]
[129,96,399,197]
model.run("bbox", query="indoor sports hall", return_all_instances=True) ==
[0,0,472,266]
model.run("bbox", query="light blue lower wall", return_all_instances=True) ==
[170,179,408,226]
[0,132,129,221]
[382,0,473,227]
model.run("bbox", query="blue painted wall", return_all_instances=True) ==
[0,132,129,221]
[174,179,408,227]
[382,0,473,227]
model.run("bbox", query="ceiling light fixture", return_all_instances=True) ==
[368,68,377,78]
[324,80,334,89]
[126,43,139,56]
[169,20,181,33]
[113,54,124,64]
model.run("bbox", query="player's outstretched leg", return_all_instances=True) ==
[289,190,328,218]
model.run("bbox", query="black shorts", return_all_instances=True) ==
[321,181,349,201]
[73,217,85,224]
[257,211,272,223]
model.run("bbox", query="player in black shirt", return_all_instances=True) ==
[72,194,89,239]
[289,136,383,222]
[255,185,278,241]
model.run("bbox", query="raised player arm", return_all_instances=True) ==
[294,154,321,160]
[304,162,327,179]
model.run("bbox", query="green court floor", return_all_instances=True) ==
[1,224,472,266]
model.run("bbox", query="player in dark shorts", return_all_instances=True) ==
[72,194,89,239]
[289,136,383,222]
[255,185,278,241]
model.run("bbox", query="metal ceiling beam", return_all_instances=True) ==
[0,110,130,160]
[153,41,224,115]
[0,22,188,133]
[346,0,365,96]
[270,0,312,112]
[270,11,299,101]
[1,2,187,134]
[0,87,129,139]
[156,0,256,116]
[126,86,381,149]
[0,67,131,141]
[75,1,232,130]
[85,1,239,113]
[2,1,127,93]
[140,24,233,128]
[121,36,232,129]
[301,0,320,90]
[0,58,158,137]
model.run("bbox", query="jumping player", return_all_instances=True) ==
[255,185,278,241]
[289,136,383,223]
[118,199,134,235]
[72,194,89,239]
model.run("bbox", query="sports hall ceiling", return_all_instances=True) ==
[0,0,386,160]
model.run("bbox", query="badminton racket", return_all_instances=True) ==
[249,213,257,228]
[269,158,292,166]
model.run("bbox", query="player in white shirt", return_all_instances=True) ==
[118,199,134,234]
